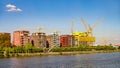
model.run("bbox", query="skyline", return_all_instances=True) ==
[0,0,120,45]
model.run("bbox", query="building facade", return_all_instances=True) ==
[60,35,74,47]
[30,32,47,48]
[0,32,11,47]
[13,30,30,46]
[46,34,60,48]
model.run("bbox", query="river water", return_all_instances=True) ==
[0,52,120,68]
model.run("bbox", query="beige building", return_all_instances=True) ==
[46,34,60,48]
[30,32,47,48]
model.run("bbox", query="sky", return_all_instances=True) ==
[0,0,120,45]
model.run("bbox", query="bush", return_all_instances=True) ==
[118,46,120,49]
[51,47,62,52]
[32,47,43,53]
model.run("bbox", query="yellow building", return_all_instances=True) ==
[73,32,88,37]
[73,32,95,45]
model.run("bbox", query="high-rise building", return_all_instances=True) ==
[30,32,47,48]
[60,35,74,47]
[13,30,30,46]
[46,34,60,48]
[0,32,11,47]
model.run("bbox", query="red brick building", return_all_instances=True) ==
[13,30,30,46]
[60,35,74,47]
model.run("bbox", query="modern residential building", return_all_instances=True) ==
[60,35,74,47]
[46,33,60,48]
[13,30,30,46]
[0,32,11,47]
[30,32,47,48]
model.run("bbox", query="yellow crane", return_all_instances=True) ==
[22,27,44,32]
[71,18,74,35]
[37,27,43,32]
[81,18,103,37]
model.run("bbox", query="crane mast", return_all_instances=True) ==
[71,18,74,35]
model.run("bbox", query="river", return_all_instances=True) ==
[0,52,120,68]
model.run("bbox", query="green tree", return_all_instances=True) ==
[118,46,120,49]
[0,34,11,47]
[24,43,33,53]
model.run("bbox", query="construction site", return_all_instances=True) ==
[12,18,103,50]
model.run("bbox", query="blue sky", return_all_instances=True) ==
[0,0,120,45]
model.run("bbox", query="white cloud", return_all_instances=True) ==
[6,4,22,12]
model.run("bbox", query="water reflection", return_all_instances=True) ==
[0,52,120,68]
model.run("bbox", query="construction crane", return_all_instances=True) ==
[22,27,43,32]
[43,28,61,35]
[102,38,107,46]
[71,18,74,35]
[37,27,43,32]
[81,18,103,37]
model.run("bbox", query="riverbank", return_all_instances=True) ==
[1,49,120,58]
[18,50,120,56]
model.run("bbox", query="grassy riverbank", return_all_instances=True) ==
[0,44,120,58]
[0,50,120,58]
[17,50,120,56]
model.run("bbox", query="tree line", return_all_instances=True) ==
[0,43,120,57]
[0,44,118,53]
